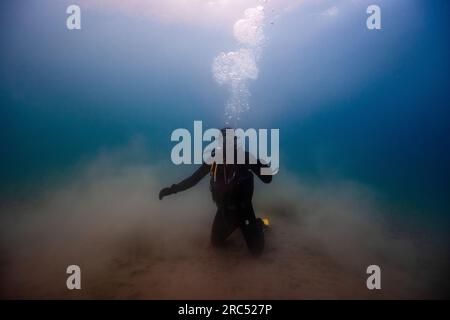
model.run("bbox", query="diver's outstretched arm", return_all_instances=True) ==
[159,163,210,200]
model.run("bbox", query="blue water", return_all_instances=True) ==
[1,1,449,227]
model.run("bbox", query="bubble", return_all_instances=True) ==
[212,5,267,125]
[233,6,265,47]
[212,49,258,85]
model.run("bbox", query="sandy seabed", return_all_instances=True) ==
[0,145,447,299]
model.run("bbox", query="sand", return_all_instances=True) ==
[0,207,432,299]
[0,148,445,299]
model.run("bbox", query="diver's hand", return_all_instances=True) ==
[159,186,173,200]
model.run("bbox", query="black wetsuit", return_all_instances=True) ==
[170,151,272,255]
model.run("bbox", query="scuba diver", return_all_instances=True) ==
[159,129,273,255]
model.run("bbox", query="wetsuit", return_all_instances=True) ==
[169,151,272,255]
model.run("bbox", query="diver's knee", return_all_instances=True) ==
[247,235,265,256]
[249,243,264,256]
[211,234,226,247]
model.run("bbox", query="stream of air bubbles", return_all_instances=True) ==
[212,1,270,126]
